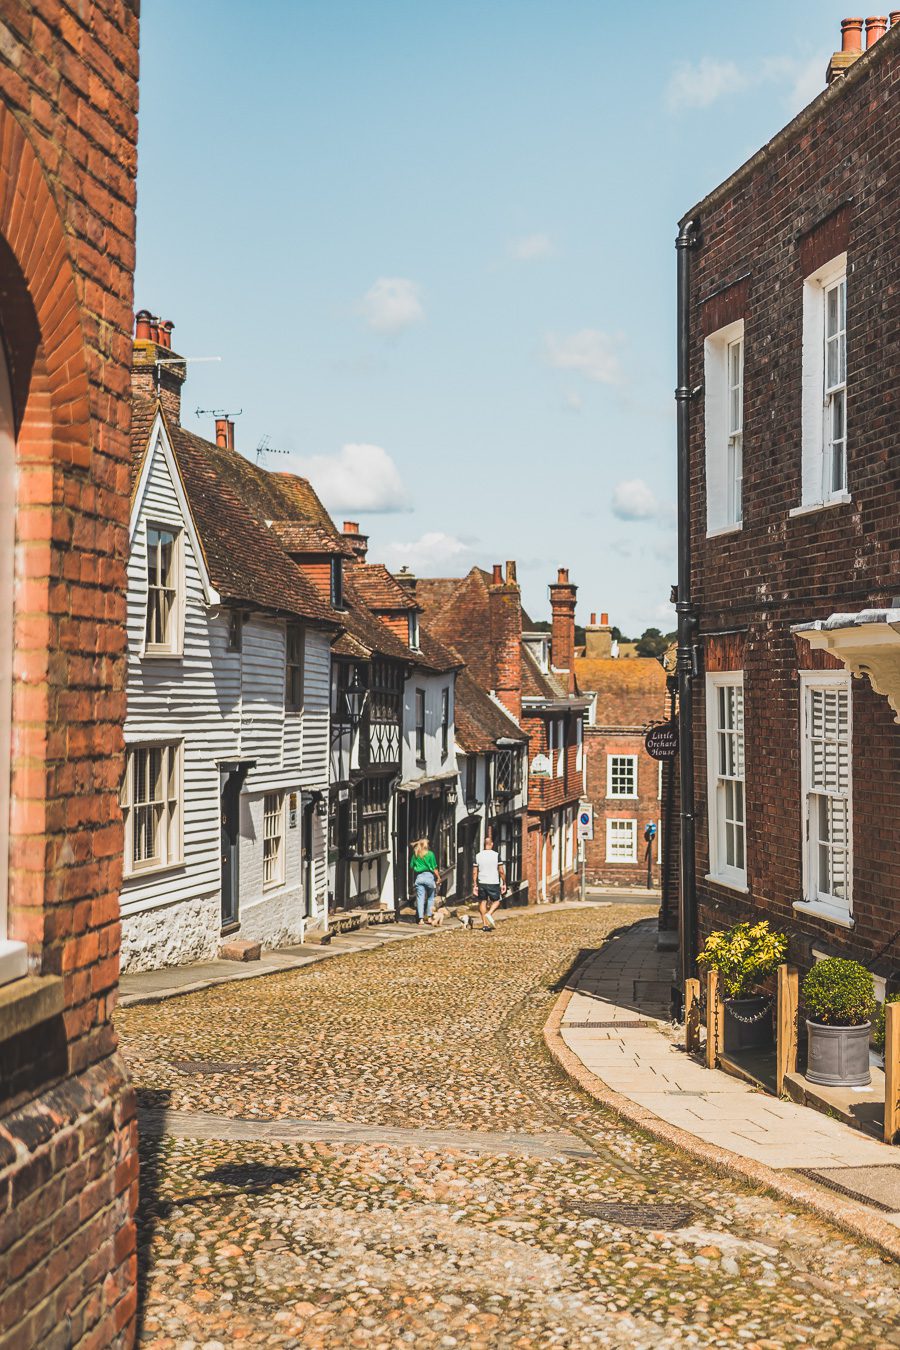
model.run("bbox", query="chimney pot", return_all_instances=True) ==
[601,611,609,627]
[865,14,888,45]
[215,417,234,450]
[841,16,865,49]
[160,320,174,349]
[891,9,900,23]
[135,309,152,341]
[149,317,161,343]
[506,560,517,584]
[343,521,359,535]
[590,611,597,626]
[491,564,503,585]
[556,567,568,584]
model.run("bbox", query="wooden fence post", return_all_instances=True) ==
[684,978,701,1053]
[705,969,722,1069]
[885,1002,900,1146]
[776,964,799,1097]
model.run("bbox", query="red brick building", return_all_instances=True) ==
[574,614,668,888]
[419,563,588,903]
[679,15,900,993]
[0,4,140,1345]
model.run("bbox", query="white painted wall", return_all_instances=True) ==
[402,669,455,782]
[122,421,331,970]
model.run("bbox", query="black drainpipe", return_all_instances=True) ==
[675,218,701,995]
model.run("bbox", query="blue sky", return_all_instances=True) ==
[135,0,838,635]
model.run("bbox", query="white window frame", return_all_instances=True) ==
[121,741,183,878]
[794,671,853,926]
[607,754,638,799]
[575,716,583,774]
[606,818,637,863]
[705,673,747,890]
[796,253,849,513]
[555,719,564,777]
[704,318,744,536]
[550,815,560,878]
[285,623,304,711]
[144,523,184,656]
[263,791,286,890]
[0,338,26,987]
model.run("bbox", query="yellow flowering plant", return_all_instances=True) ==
[697,921,788,1000]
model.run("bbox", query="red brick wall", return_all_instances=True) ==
[684,30,900,976]
[584,730,662,889]
[0,3,140,1346]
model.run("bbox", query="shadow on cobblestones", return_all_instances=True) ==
[135,1088,170,1346]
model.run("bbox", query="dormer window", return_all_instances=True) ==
[408,610,420,651]
[331,556,344,610]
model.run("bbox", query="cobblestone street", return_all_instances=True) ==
[117,906,900,1348]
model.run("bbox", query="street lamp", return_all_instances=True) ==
[344,668,368,729]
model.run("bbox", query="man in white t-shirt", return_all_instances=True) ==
[473,833,506,932]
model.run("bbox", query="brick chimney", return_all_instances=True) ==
[342,520,368,563]
[827,17,865,82]
[488,561,522,723]
[132,309,185,424]
[585,610,613,659]
[549,567,577,672]
[395,565,417,600]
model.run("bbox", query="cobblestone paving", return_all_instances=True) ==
[117,906,900,1348]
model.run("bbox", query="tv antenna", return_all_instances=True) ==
[195,407,243,421]
[255,434,290,464]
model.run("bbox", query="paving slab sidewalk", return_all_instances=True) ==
[559,917,900,1227]
[118,899,606,1008]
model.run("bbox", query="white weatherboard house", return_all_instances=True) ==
[123,346,340,969]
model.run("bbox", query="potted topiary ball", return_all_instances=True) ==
[802,958,876,1088]
[697,921,788,1055]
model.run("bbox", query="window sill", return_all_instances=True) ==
[0,939,28,989]
[706,522,743,539]
[789,492,852,518]
[0,974,64,1042]
[607,795,638,801]
[142,647,185,660]
[704,873,749,894]
[792,898,854,929]
[123,859,186,883]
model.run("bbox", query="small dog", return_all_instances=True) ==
[459,914,475,929]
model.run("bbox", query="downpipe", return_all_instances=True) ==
[675,218,702,1002]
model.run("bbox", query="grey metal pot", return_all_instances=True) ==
[805,1019,871,1088]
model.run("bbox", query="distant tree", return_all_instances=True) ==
[611,625,630,643]
[635,627,676,659]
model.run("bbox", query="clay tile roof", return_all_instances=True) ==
[415,577,462,620]
[352,563,417,612]
[574,656,669,725]
[271,472,343,535]
[130,395,159,495]
[164,420,338,627]
[269,522,351,556]
[454,670,525,754]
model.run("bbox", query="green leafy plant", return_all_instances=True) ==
[801,958,876,1027]
[873,992,900,1050]
[697,921,788,1000]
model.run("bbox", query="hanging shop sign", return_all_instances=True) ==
[645,720,679,761]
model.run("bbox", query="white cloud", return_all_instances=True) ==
[358,277,425,335]
[611,478,660,521]
[666,52,825,115]
[382,531,475,573]
[291,443,410,513]
[545,329,624,385]
[563,390,583,413]
[509,232,555,261]
[666,58,747,111]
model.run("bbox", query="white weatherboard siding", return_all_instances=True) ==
[122,423,331,970]
[402,671,455,781]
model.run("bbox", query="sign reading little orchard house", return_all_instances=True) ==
[645,720,679,760]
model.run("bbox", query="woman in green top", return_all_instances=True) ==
[410,838,440,925]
